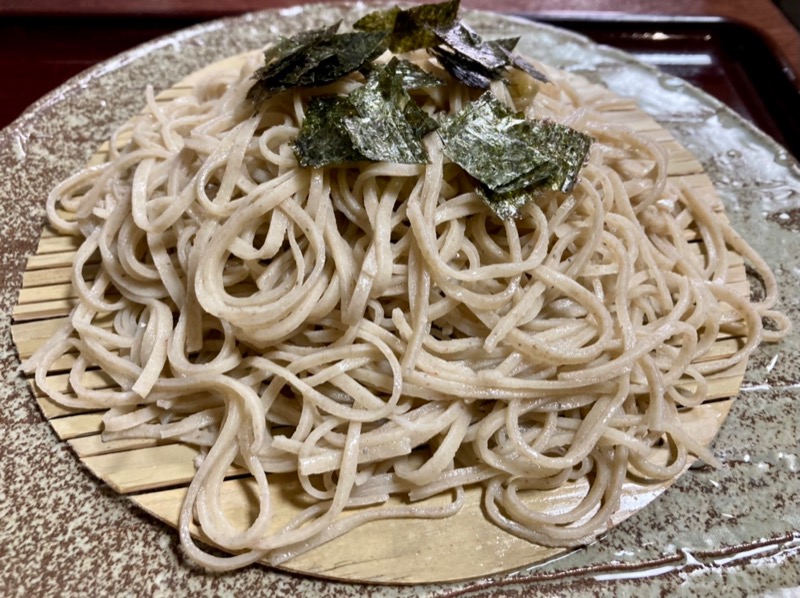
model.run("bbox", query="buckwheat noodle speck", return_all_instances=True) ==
[24,50,790,571]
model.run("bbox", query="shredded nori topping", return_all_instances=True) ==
[249,1,548,107]
[247,25,388,108]
[261,22,340,66]
[292,96,364,167]
[439,92,592,218]
[474,186,536,221]
[390,59,446,90]
[434,21,549,87]
[353,0,461,53]
[488,36,521,53]
[344,59,434,164]
[256,1,585,214]
[495,46,549,83]
[360,58,445,90]
[438,92,549,188]
[430,46,503,88]
[352,6,401,35]
[529,119,595,193]
[435,22,508,71]
[292,59,438,167]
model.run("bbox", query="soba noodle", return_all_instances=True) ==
[24,48,790,570]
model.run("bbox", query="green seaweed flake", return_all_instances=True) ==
[435,22,508,70]
[279,3,583,187]
[292,97,364,167]
[438,92,550,188]
[251,1,548,109]
[432,22,548,88]
[536,120,594,193]
[488,37,520,53]
[473,162,555,219]
[432,22,509,88]
[430,46,503,88]
[402,100,440,140]
[260,22,341,67]
[247,25,388,107]
[344,59,435,164]
[389,59,446,90]
[481,33,549,83]
[352,6,401,35]
[248,23,340,106]
[474,186,534,220]
[494,46,549,83]
[292,59,438,167]
[439,92,592,218]
[360,58,445,90]
[354,0,461,53]
[315,31,389,82]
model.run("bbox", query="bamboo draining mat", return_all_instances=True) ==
[11,53,749,584]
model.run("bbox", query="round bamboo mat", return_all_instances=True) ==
[11,52,749,584]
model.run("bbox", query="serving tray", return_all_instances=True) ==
[3,6,799,596]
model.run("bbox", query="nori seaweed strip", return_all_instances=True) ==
[530,119,593,193]
[435,22,508,70]
[354,0,461,53]
[494,46,549,83]
[430,47,502,88]
[438,92,551,188]
[474,186,534,220]
[344,60,433,163]
[391,59,446,89]
[488,36,520,53]
[292,59,437,167]
[439,92,592,218]
[403,99,440,139]
[360,59,445,90]
[352,6,401,36]
[252,2,546,108]
[260,22,341,68]
[271,3,578,182]
[473,163,555,219]
[247,27,388,107]
[433,22,548,87]
[248,23,341,106]
[292,97,365,167]
[308,31,389,84]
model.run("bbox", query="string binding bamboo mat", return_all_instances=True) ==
[11,52,749,584]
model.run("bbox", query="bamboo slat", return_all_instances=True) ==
[83,444,246,494]
[10,53,757,584]
[50,412,104,439]
[37,395,97,419]
[69,434,163,458]
[25,250,89,271]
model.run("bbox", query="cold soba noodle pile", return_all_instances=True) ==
[24,4,789,572]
